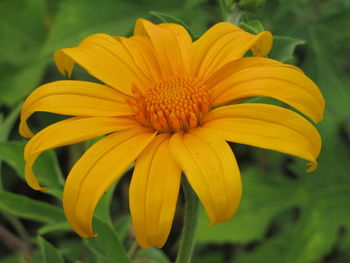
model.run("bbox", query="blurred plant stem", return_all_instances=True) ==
[226,4,243,25]
[218,0,243,25]
[175,176,199,263]
[2,212,32,249]
[0,221,32,262]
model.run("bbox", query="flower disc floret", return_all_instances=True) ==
[129,76,210,133]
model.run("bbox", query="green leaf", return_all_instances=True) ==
[134,247,170,263]
[0,0,46,63]
[150,11,197,39]
[94,183,116,224]
[305,26,350,121]
[0,103,21,142]
[57,240,85,263]
[234,232,291,263]
[0,0,48,106]
[218,0,227,20]
[0,191,65,223]
[0,61,47,106]
[240,19,264,34]
[85,217,131,263]
[114,215,132,241]
[196,168,298,244]
[38,222,71,235]
[37,236,65,263]
[0,103,22,189]
[0,141,64,198]
[268,35,305,63]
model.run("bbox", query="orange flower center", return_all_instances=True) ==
[128,76,210,133]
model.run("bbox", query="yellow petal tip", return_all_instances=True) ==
[306,161,318,173]
[79,232,97,239]
[54,49,74,78]
[252,31,273,57]
[19,123,34,139]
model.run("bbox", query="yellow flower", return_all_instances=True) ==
[20,19,324,248]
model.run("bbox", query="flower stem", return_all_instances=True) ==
[226,4,243,25]
[175,176,199,263]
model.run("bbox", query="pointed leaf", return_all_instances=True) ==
[0,191,65,223]
[37,236,65,263]
[84,218,131,263]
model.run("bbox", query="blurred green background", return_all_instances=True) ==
[0,0,350,262]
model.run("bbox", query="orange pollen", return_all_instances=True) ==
[128,76,210,133]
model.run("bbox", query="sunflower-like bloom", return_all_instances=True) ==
[20,19,324,248]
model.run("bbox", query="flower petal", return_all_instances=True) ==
[207,57,325,123]
[54,33,151,95]
[202,103,321,172]
[134,19,192,76]
[118,36,163,84]
[63,127,156,237]
[169,130,241,225]
[19,80,132,138]
[129,134,181,248]
[191,22,272,80]
[158,22,192,72]
[24,116,140,190]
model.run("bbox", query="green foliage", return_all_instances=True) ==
[196,168,297,244]
[0,104,21,189]
[84,218,130,263]
[268,36,305,63]
[239,19,264,34]
[0,104,21,142]
[0,0,48,106]
[114,215,132,241]
[134,247,170,263]
[41,0,143,56]
[0,141,64,198]
[94,183,117,224]
[150,11,198,39]
[38,222,71,236]
[0,191,65,223]
[37,236,65,263]
[237,0,266,12]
